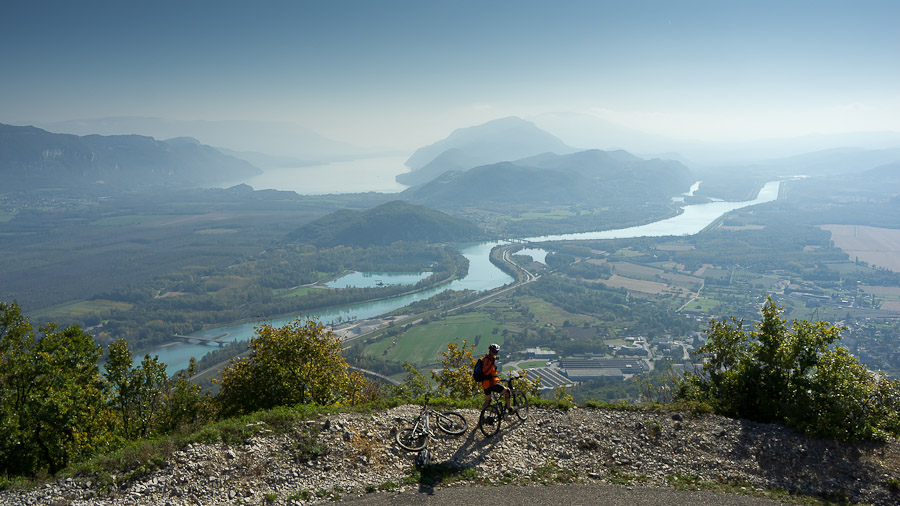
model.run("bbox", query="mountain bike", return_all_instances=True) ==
[479,373,530,437]
[395,396,468,451]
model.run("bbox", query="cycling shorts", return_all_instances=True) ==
[484,384,505,395]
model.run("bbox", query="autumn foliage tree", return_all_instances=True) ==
[216,318,369,416]
[432,340,481,399]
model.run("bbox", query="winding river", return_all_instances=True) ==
[151,180,781,373]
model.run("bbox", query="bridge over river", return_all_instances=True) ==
[172,333,229,347]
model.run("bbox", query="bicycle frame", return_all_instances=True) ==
[396,397,467,451]
[410,404,435,437]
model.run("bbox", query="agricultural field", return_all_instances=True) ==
[90,214,181,226]
[595,274,697,298]
[31,299,133,322]
[821,224,900,272]
[516,295,597,328]
[882,301,900,311]
[860,286,900,297]
[363,312,502,366]
[513,209,576,220]
[610,261,703,288]
[275,286,323,298]
[680,297,726,314]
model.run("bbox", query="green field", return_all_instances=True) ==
[275,286,324,298]
[31,299,133,321]
[364,312,502,366]
[518,295,596,328]
[681,297,724,313]
[514,209,576,220]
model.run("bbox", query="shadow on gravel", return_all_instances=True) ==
[732,418,892,503]
[410,416,526,495]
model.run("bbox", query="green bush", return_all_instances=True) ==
[676,297,900,440]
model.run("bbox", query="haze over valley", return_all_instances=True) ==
[3,2,900,499]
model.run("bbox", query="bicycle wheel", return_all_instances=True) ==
[395,426,428,451]
[512,388,529,421]
[478,404,502,438]
[436,411,467,435]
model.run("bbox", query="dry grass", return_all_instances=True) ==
[861,286,900,296]
[821,224,900,272]
[596,274,680,295]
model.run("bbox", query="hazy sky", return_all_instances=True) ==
[3,0,899,150]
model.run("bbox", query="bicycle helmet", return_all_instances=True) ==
[489,343,500,353]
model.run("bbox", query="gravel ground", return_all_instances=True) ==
[2,405,899,505]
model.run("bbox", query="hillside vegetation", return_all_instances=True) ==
[285,200,487,247]
[2,297,900,494]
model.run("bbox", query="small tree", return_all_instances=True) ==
[216,318,368,416]
[158,357,215,434]
[432,340,481,400]
[0,302,112,476]
[390,362,433,400]
[104,339,168,439]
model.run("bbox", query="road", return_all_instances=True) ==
[341,483,788,505]
[343,244,540,345]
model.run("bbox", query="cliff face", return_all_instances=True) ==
[2,405,898,505]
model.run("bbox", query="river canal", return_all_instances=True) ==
[152,181,781,373]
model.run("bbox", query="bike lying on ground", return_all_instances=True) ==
[395,396,468,451]
[479,373,529,437]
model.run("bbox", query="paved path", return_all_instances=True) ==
[341,484,788,505]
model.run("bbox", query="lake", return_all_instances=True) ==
[224,156,410,195]
[326,271,431,289]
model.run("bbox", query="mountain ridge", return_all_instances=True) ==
[401,149,695,211]
[0,123,261,190]
[399,117,577,186]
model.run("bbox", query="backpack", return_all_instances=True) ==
[473,357,488,382]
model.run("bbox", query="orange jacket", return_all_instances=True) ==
[480,353,500,390]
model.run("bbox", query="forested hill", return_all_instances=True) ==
[284,200,487,247]
[401,150,695,210]
[0,123,260,190]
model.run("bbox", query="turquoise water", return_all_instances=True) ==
[150,181,781,373]
[325,271,431,288]
[151,240,512,373]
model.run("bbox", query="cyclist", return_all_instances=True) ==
[481,343,512,413]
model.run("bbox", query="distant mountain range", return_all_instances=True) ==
[400,148,695,210]
[399,117,577,186]
[528,111,900,165]
[30,117,372,163]
[285,200,487,247]
[0,123,261,190]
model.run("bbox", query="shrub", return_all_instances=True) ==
[216,318,370,416]
[676,297,900,440]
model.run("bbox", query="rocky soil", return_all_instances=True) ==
[3,405,900,505]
